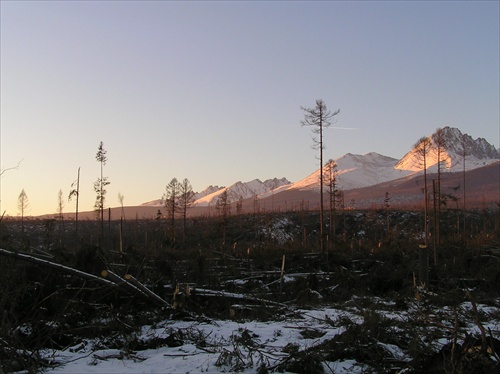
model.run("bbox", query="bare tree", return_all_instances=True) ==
[336,189,347,241]
[0,159,23,177]
[413,136,432,244]
[459,132,469,240]
[17,189,30,243]
[216,189,231,246]
[57,189,64,221]
[384,191,391,234]
[94,142,109,240]
[57,189,65,244]
[324,159,339,248]
[163,178,180,245]
[118,192,125,219]
[0,159,23,222]
[178,178,195,247]
[432,127,449,256]
[68,167,80,236]
[301,99,340,252]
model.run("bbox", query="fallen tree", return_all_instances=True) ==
[0,248,171,308]
[0,248,114,286]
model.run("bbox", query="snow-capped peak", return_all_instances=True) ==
[142,127,497,207]
[287,152,408,192]
[284,127,498,193]
[193,178,292,207]
[396,126,499,172]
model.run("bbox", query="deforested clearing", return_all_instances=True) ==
[1,209,499,373]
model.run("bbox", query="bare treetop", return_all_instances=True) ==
[300,99,340,149]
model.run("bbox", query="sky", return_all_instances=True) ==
[1,1,499,217]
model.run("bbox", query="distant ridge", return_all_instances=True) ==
[141,178,291,208]
[37,127,498,219]
[141,126,498,210]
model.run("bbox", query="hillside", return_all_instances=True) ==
[255,161,499,211]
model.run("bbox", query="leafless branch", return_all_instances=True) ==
[0,159,23,176]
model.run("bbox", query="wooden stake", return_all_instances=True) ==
[280,255,286,294]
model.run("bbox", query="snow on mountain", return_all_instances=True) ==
[140,199,163,207]
[283,127,498,193]
[193,178,291,207]
[193,185,224,201]
[141,179,291,207]
[141,185,224,207]
[395,126,499,173]
[284,152,413,192]
[143,127,497,206]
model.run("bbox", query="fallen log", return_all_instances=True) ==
[101,270,171,308]
[0,248,171,307]
[123,274,171,308]
[101,270,149,300]
[192,287,289,309]
[0,248,114,287]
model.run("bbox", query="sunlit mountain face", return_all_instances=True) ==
[140,127,498,210]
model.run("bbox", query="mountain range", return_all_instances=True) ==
[40,127,497,220]
[142,126,499,212]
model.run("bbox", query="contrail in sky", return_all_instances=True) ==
[332,127,360,131]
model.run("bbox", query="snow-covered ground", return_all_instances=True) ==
[42,296,500,373]
[41,307,342,373]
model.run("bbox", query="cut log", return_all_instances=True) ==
[123,274,171,308]
[101,270,171,308]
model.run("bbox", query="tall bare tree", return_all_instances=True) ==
[432,127,449,258]
[68,167,80,236]
[413,136,432,288]
[459,133,469,239]
[17,189,30,243]
[94,142,109,240]
[163,178,180,245]
[301,99,340,252]
[413,136,432,244]
[324,159,339,248]
[57,189,64,220]
[56,189,65,244]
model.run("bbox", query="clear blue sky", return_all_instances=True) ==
[1,1,499,216]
